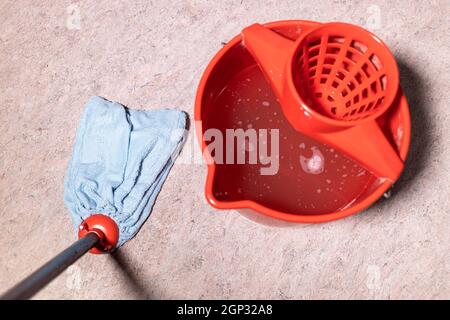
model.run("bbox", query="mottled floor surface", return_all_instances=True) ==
[0,0,448,299]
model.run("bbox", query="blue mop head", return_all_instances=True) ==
[64,96,187,247]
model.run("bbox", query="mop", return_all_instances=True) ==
[2,96,187,299]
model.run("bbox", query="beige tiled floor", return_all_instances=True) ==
[0,0,448,299]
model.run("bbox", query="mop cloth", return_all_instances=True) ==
[64,96,187,247]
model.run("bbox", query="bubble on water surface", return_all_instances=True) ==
[300,147,325,174]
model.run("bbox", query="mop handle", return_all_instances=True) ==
[1,232,99,300]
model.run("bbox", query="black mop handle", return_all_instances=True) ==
[1,232,99,300]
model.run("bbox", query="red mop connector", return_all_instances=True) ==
[78,214,119,254]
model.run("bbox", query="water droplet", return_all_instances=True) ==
[356,170,366,177]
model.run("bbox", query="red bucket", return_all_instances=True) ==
[195,20,410,223]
